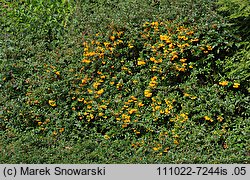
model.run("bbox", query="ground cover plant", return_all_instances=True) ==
[0,0,249,163]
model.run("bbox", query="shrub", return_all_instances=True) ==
[0,0,249,163]
[217,0,250,40]
[217,0,250,19]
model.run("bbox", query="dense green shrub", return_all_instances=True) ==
[217,0,250,93]
[217,0,250,19]
[0,0,249,163]
[217,0,250,40]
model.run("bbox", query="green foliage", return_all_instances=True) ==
[1,0,74,50]
[217,0,250,93]
[217,0,250,40]
[0,0,249,163]
[223,42,250,92]
[217,0,250,19]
